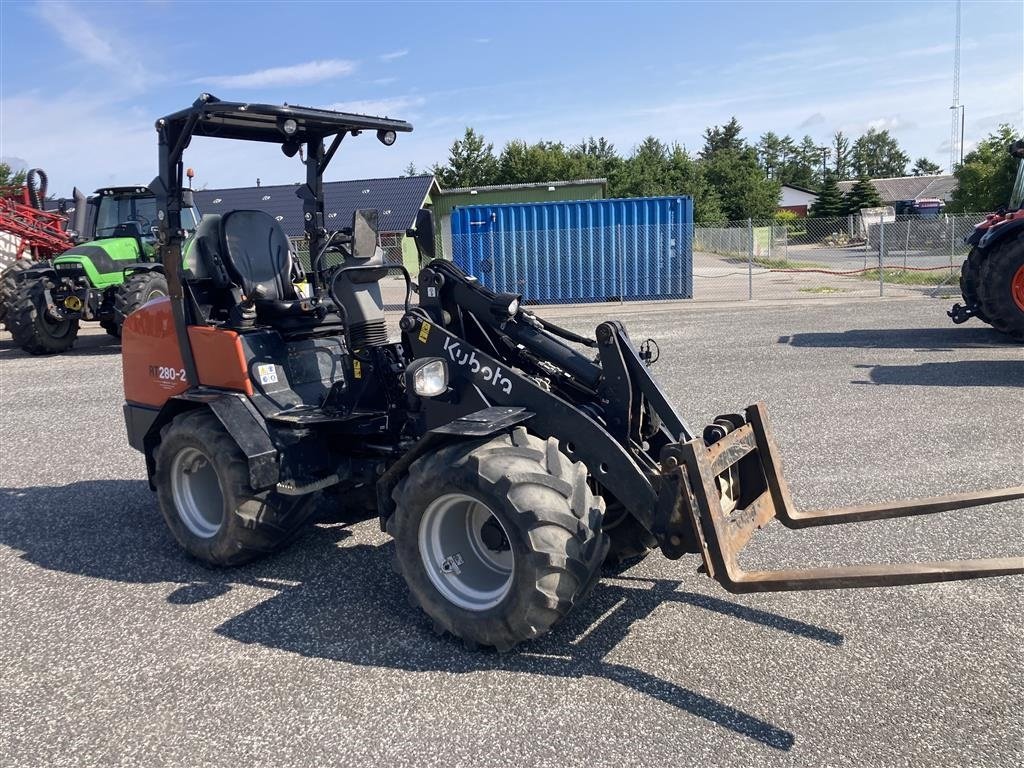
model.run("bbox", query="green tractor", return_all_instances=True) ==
[5,186,200,354]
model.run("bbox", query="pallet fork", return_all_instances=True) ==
[660,403,1024,593]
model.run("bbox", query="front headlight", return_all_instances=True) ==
[507,298,520,316]
[412,358,448,397]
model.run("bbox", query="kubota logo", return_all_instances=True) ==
[443,337,513,395]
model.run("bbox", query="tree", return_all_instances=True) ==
[614,137,672,198]
[667,144,724,224]
[842,176,884,214]
[401,161,419,177]
[495,139,575,185]
[700,117,744,159]
[949,124,1023,212]
[808,173,846,218]
[910,157,942,176]
[831,131,851,179]
[851,128,909,178]
[756,131,784,178]
[432,127,498,188]
[0,161,27,187]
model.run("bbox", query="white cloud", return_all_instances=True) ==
[35,1,148,89]
[195,59,356,89]
[371,77,397,86]
[474,38,491,44]
[325,96,425,117]
[866,115,916,132]
[379,49,409,61]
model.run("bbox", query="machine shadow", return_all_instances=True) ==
[0,332,121,357]
[0,480,847,752]
[777,325,1011,351]
[852,359,1024,387]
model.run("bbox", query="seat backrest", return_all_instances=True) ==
[184,214,225,283]
[221,210,295,301]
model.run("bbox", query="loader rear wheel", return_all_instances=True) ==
[154,410,316,566]
[388,427,608,651]
[976,231,1024,340]
[115,271,167,331]
[7,281,79,355]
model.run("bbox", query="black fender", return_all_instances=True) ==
[129,389,279,491]
[965,216,1024,250]
[121,262,166,279]
[978,216,1024,251]
[375,406,534,530]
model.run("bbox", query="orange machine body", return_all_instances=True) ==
[122,297,252,407]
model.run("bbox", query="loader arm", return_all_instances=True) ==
[411,259,1022,594]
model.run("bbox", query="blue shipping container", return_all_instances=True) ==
[449,196,693,303]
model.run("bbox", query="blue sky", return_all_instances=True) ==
[1,0,1021,194]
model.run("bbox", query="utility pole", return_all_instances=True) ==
[817,146,829,182]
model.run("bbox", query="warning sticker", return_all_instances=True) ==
[353,359,362,379]
[418,322,431,343]
[256,364,279,385]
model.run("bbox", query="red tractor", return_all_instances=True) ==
[949,140,1024,340]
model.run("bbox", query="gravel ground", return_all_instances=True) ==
[1,296,1022,767]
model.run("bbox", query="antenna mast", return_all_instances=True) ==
[950,0,962,171]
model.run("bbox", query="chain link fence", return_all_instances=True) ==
[691,212,985,302]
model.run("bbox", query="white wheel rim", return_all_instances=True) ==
[418,493,514,611]
[170,446,225,538]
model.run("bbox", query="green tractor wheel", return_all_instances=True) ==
[7,280,80,355]
[1,260,34,330]
[115,271,168,332]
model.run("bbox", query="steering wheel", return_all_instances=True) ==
[128,213,152,229]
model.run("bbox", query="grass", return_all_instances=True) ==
[858,268,957,286]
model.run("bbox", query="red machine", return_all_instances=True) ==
[0,170,80,261]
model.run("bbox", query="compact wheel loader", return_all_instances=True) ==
[122,95,1023,651]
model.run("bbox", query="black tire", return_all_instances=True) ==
[0,260,33,329]
[154,410,317,566]
[7,280,79,355]
[388,427,609,651]
[976,231,1024,341]
[602,498,656,569]
[115,271,168,331]
[958,249,988,322]
[100,318,120,338]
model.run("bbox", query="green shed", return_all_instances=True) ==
[432,179,607,259]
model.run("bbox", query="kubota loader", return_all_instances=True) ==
[121,95,1022,651]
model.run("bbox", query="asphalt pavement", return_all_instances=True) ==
[1,296,1022,767]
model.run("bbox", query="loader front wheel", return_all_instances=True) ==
[602,499,657,569]
[389,428,608,651]
[154,410,316,566]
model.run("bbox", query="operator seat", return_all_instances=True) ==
[184,209,341,334]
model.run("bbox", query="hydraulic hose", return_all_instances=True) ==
[26,168,48,210]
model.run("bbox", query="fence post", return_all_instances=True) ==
[617,222,625,305]
[747,218,753,301]
[878,217,885,297]
[949,214,956,272]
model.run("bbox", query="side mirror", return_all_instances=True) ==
[182,188,195,208]
[352,208,380,259]
[1010,139,1024,160]
[408,208,435,259]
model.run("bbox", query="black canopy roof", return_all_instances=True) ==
[157,94,413,145]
